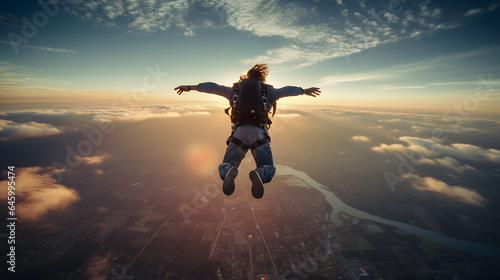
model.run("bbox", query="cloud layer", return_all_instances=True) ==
[0,119,63,141]
[0,105,215,141]
[0,167,80,220]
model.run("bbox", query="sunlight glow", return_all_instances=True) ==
[184,142,218,175]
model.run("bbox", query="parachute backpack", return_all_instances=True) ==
[224,78,277,151]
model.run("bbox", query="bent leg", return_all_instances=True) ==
[218,142,247,180]
[251,143,276,184]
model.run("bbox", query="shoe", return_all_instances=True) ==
[249,170,264,199]
[223,166,238,196]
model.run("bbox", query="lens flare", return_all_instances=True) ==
[184,143,218,175]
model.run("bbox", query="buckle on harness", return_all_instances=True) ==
[259,123,271,143]
[232,95,238,107]
[226,122,238,145]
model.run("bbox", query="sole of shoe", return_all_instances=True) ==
[249,170,264,199]
[223,166,238,196]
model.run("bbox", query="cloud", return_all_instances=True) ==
[243,45,339,69]
[488,3,500,12]
[443,143,500,163]
[0,14,16,26]
[0,40,76,53]
[77,154,110,165]
[81,253,111,280]
[63,0,483,69]
[463,8,484,17]
[319,73,387,86]
[425,80,500,87]
[435,156,476,173]
[402,174,486,206]
[379,86,426,90]
[371,142,407,153]
[351,135,372,142]
[378,118,411,123]
[396,137,500,164]
[411,125,427,132]
[372,136,500,172]
[0,167,80,220]
[319,49,496,89]
[235,0,464,68]
[0,106,216,136]
[275,113,301,118]
[0,61,71,90]
[94,169,104,175]
[66,0,198,34]
[462,3,498,17]
[92,107,210,122]
[0,119,63,141]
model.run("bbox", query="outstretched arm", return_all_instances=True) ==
[269,86,321,102]
[175,82,232,100]
[174,85,198,95]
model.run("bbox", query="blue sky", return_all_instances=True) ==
[0,0,499,111]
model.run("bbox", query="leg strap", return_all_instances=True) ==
[229,137,249,152]
[229,136,270,151]
[249,137,270,150]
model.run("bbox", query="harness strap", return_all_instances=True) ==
[249,137,270,150]
[232,82,239,108]
[262,84,267,111]
[229,137,250,151]
[229,136,270,151]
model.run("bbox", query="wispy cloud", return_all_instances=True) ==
[234,0,464,68]
[0,40,75,53]
[427,81,472,86]
[0,61,71,89]
[319,73,387,86]
[379,86,426,90]
[434,156,476,173]
[463,8,485,17]
[319,48,499,89]
[462,3,498,17]
[66,0,200,35]
[427,79,500,87]
[62,0,487,69]
[0,14,16,26]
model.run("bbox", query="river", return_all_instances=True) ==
[276,164,500,258]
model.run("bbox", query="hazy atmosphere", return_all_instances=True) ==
[1,1,500,279]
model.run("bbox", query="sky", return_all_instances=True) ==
[0,0,500,111]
